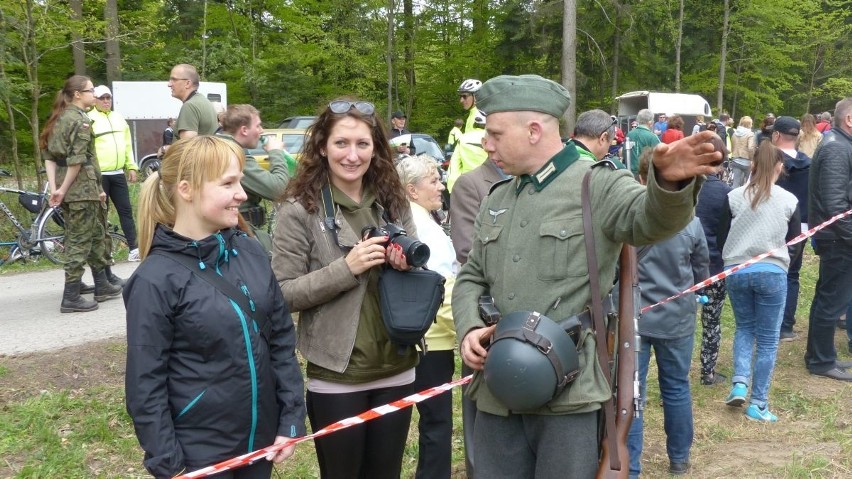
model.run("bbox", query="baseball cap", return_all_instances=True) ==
[392,110,406,119]
[772,116,800,136]
[93,85,112,98]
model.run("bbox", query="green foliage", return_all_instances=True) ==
[1,0,851,175]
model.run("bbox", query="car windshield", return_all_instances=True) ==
[411,136,443,160]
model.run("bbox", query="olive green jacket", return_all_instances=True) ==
[452,143,702,416]
[42,105,102,202]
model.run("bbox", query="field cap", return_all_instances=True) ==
[392,110,406,119]
[93,85,112,98]
[773,116,800,136]
[475,74,571,118]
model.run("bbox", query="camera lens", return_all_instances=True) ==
[393,236,430,267]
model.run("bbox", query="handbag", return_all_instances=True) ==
[320,184,445,351]
[377,265,445,351]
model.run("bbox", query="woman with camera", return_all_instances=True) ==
[272,99,418,478]
[396,155,459,479]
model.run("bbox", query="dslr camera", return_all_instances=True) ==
[362,223,430,268]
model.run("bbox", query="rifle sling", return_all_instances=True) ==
[581,169,621,472]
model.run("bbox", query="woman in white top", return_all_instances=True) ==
[396,155,458,479]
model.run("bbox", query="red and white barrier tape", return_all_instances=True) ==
[176,375,472,478]
[640,207,852,314]
[177,207,852,478]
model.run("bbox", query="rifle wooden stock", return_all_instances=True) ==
[596,246,638,479]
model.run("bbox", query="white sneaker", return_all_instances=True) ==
[128,248,141,262]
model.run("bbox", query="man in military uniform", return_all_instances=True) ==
[217,104,295,255]
[43,83,122,313]
[452,74,721,477]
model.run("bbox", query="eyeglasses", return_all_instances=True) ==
[599,115,618,138]
[99,95,112,100]
[80,88,95,95]
[460,94,471,100]
[328,100,375,115]
[169,77,189,82]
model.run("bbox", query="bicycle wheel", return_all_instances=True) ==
[109,231,130,263]
[37,207,67,264]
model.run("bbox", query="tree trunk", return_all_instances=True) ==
[70,0,85,75]
[403,0,415,116]
[717,0,730,114]
[104,0,121,83]
[562,0,577,135]
[0,7,22,187]
[610,3,623,114]
[674,0,684,92]
[387,0,394,121]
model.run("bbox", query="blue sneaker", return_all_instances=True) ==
[745,404,778,422]
[725,382,747,407]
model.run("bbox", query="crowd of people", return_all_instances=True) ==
[42,65,852,478]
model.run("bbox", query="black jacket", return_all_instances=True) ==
[809,127,852,242]
[776,149,810,224]
[696,174,731,275]
[124,226,306,478]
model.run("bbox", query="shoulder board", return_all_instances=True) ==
[591,158,626,170]
[488,177,512,195]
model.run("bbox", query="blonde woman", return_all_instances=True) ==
[797,113,823,158]
[729,116,757,188]
[124,136,305,478]
[396,155,458,479]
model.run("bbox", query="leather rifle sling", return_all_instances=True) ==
[581,169,620,472]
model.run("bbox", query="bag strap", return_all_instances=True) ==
[151,251,268,324]
[321,184,341,246]
[581,169,621,473]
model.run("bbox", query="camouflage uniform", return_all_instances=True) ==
[42,105,108,282]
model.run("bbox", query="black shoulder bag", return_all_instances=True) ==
[321,185,445,352]
[151,251,272,342]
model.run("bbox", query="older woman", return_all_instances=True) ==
[660,115,685,144]
[730,116,757,188]
[272,99,416,478]
[396,155,458,479]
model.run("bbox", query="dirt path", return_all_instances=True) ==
[0,262,138,356]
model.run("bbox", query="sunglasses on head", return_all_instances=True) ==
[328,100,375,115]
[599,116,618,137]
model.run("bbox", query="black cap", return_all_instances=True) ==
[392,110,406,119]
[772,116,800,136]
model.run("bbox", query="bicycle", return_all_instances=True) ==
[0,168,129,266]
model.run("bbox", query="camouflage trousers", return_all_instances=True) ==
[62,200,108,282]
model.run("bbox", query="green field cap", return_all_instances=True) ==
[475,74,571,118]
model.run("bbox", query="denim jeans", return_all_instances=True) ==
[781,242,805,334]
[805,239,852,373]
[628,334,694,476]
[727,270,786,408]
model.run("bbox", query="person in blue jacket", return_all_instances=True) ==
[124,136,306,479]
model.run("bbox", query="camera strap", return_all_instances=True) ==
[321,184,341,246]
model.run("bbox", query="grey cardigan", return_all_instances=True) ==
[271,195,417,373]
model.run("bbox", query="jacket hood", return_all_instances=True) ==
[734,126,753,137]
[782,150,811,171]
[150,225,247,271]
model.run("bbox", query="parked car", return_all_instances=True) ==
[248,128,307,170]
[278,116,317,129]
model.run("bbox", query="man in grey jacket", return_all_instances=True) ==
[626,155,709,476]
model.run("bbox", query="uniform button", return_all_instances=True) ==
[528,189,535,195]
[520,220,528,227]
[560,229,568,238]
[513,255,520,262]
[484,236,489,242]
[508,293,515,300]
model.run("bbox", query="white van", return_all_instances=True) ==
[616,91,712,134]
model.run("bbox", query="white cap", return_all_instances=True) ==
[93,85,112,98]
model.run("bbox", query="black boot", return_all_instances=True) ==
[105,265,126,287]
[80,281,95,294]
[93,269,123,302]
[61,281,98,313]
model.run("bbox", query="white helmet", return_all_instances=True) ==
[458,79,482,94]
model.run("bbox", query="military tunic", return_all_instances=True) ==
[452,142,703,417]
[42,105,107,281]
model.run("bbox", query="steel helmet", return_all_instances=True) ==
[458,79,482,94]
[483,311,580,411]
